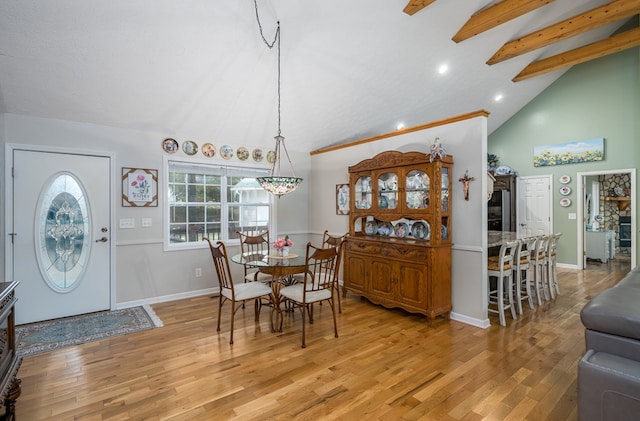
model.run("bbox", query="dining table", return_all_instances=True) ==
[231,247,309,331]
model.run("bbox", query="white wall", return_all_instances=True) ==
[2,113,310,306]
[309,114,489,327]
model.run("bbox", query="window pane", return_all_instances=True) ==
[169,184,186,203]
[188,185,204,202]
[170,205,186,223]
[187,223,204,242]
[187,174,205,184]
[206,185,220,202]
[205,224,221,241]
[206,205,220,222]
[188,205,205,222]
[170,224,187,243]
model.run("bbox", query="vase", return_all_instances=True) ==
[278,246,289,257]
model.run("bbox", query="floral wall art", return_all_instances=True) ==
[122,168,158,207]
[533,138,604,167]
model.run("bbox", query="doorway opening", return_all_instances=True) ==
[577,169,636,271]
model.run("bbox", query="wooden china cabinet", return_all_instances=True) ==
[343,151,453,321]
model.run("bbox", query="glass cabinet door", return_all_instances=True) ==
[441,167,449,213]
[355,175,372,209]
[405,170,429,209]
[378,172,398,210]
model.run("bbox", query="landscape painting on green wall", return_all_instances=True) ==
[533,138,604,167]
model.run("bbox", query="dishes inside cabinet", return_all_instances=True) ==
[411,221,430,240]
[377,222,393,236]
[364,220,378,235]
[442,224,448,240]
[379,195,389,209]
[394,222,409,238]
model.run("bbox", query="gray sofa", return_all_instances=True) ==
[579,266,640,421]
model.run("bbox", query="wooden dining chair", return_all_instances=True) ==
[204,238,274,345]
[279,242,341,348]
[488,239,519,326]
[236,230,272,284]
[322,230,348,313]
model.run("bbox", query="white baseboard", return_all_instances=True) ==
[450,312,490,329]
[116,287,220,310]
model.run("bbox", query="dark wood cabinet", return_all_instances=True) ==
[0,282,21,421]
[343,151,453,321]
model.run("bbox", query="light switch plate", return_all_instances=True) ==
[119,218,135,229]
[568,213,576,220]
[141,218,152,227]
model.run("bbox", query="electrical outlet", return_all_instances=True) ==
[195,268,202,277]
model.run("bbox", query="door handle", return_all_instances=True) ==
[95,237,108,243]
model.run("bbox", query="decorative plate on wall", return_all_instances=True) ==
[560,197,571,207]
[559,175,571,184]
[182,140,198,156]
[559,186,571,196]
[220,145,234,160]
[201,143,216,158]
[236,147,249,161]
[252,149,264,162]
[162,138,179,153]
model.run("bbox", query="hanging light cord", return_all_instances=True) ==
[253,0,297,178]
[254,0,281,136]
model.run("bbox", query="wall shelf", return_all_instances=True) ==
[605,196,631,211]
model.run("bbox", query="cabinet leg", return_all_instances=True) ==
[1,377,21,421]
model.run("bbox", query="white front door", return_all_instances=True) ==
[11,149,112,324]
[516,175,552,237]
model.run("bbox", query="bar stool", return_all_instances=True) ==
[532,235,550,305]
[488,240,519,326]
[546,232,562,298]
[514,236,536,314]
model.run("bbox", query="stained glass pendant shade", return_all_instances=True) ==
[256,135,302,197]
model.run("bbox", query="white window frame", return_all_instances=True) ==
[163,156,275,251]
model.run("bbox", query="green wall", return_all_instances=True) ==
[488,47,640,266]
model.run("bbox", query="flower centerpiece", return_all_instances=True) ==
[273,235,294,257]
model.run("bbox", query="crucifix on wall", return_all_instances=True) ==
[458,170,475,201]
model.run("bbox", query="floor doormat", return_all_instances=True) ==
[16,305,163,357]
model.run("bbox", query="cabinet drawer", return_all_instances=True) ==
[381,245,428,260]
[345,240,381,255]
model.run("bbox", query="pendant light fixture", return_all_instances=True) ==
[253,1,302,197]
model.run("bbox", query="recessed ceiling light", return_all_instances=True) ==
[494,93,503,102]
[438,64,448,75]
[396,123,405,131]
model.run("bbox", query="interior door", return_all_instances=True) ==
[11,149,112,325]
[516,175,552,237]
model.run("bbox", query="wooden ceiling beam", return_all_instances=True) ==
[513,27,640,81]
[488,0,640,65]
[403,0,437,16]
[452,0,555,43]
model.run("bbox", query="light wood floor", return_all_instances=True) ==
[16,261,630,420]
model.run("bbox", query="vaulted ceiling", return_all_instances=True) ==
[0,0,637,153]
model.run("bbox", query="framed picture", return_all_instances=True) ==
[533,138,604,167]
[336,184,349,215]
[122,168,158,207]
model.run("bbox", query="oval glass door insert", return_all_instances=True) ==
[36,172,91,292]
